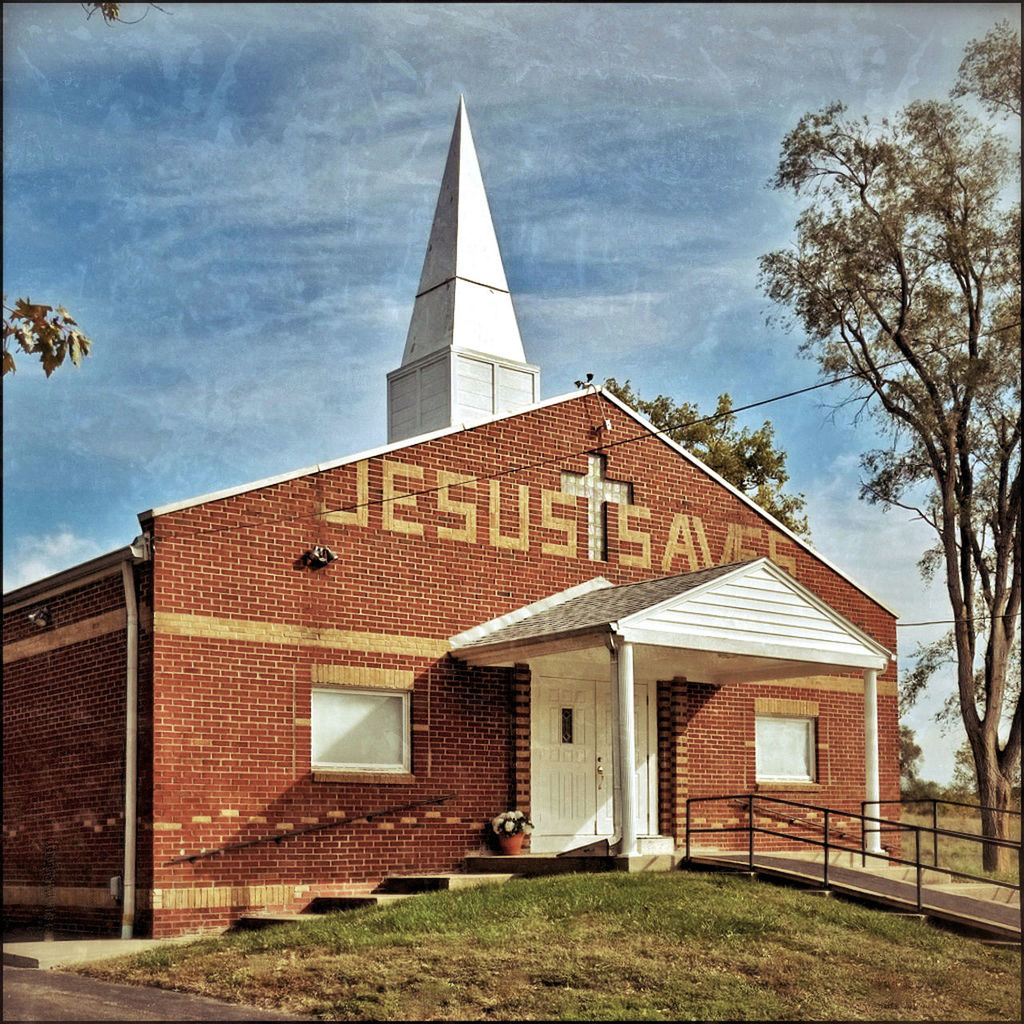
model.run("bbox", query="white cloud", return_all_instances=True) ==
[3,530,109,592]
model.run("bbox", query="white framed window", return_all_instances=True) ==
[755,715,816,782]
[311,687,410,773]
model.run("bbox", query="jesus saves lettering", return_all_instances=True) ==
[318,455,798,576]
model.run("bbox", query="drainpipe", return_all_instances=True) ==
[119,535,147,939]
[609,630,638,858]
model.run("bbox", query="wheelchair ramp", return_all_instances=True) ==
[689,849,1020,941]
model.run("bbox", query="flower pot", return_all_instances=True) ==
[496,831,524,856]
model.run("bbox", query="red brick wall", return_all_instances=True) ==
[676,680,900,857]
[2,573,130,935]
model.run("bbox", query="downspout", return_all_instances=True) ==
[608,629,638,858]
[119,535,147,939]
[606,634,623,850]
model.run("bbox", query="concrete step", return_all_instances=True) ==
[374,872,514,894]
[232,912,325,930]
[232,892,414,929]
[464,852,683,876]
[464,853,616,876]
[306,893,413,911]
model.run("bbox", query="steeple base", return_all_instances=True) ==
[387,348,540,443]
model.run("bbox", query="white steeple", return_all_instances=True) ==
[387,97,540,443]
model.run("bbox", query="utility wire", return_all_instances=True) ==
[895,611,1021,628]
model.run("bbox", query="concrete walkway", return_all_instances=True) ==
[2,930,314,1021]
[3,929,200,971]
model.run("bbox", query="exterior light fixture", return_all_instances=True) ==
[303,546,337,569]
[28,607,51,628]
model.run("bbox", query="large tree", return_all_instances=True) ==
[760,24,1021,868]
[604,378,809,537]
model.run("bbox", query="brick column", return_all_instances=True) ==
[510,664,531,820]
[657,677,688,842]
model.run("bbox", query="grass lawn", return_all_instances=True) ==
[74,871,1020,1021]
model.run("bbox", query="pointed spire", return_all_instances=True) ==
[387,98,539,443]
[401,96,525,365]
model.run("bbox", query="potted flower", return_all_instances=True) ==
[490,810,533,855]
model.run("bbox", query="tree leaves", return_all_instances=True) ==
[2,297,93,377]
[604,377,810,538]
[951,19,1022,119]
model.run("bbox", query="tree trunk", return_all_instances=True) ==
[976,765,1013,874]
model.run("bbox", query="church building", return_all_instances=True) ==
[3,100,899,938]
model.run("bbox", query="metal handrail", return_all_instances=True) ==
[730,796,859,842]
[887,796,1021,817]
[870,797,1021,867]
[685,793,1020,914]
[167,793,457,864]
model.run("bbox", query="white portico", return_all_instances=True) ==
[450,559,892,857]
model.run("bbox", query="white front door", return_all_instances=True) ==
[531,673,613,848]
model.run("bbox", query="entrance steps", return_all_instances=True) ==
[231,872,513,931]
[233,847,685,930]
[464,850,684,876]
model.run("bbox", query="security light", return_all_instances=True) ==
[27,607,51,628]
[304,546,337,569]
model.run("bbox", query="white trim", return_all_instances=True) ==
[310,687,411,774]
[616,558,893,666]
[754,714,817,783]
[3,547,132,605]
[138,390,592,520]
[615,626,888,671]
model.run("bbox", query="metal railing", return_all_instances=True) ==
[684,793,1021,914]
[869,797,1021,869]
[168,793,456,865]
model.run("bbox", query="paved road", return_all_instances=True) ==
[2,966,313,1022]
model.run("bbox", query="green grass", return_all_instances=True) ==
[74,871,1020,1021]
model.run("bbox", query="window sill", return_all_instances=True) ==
[754,780,821,792]
[312,771,415,785]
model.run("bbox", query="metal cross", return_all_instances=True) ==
[560,454,633,561]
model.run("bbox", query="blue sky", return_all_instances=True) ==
[3,2,1019,782]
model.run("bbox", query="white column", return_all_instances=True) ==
[614,636,638,857]
[863,667,882,855]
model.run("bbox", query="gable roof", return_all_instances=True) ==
[451,561,742,650]
[450,557,892,673]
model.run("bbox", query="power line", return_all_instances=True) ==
[896,611,1021,628]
